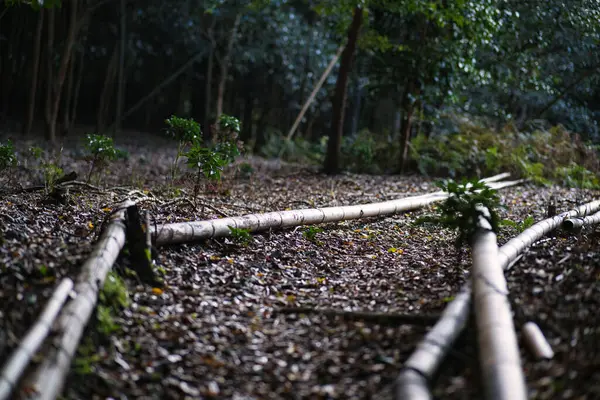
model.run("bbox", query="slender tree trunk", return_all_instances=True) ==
[44,8,55,137]
[97,45,118,133]
[241,90,253,142]
[114,0,126,135]
[215,13,241,119]
[69,46,85,134]
[324,6,363,174]
[398,82,418,174]
[68,17,89,134]
[62,53,76,135]
[254,74,275,153]
[2,12,24,119]
[47,0,79,145]
[24,11,45,136]
[349,75,364,137]
[109,50,206,132]
[203,16,216,139]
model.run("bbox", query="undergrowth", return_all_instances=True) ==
[409,123,600,188]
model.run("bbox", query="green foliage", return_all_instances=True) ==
[555,163,600,189]
[74,337,101,375]
[186,144,229,182]
[302,226,323,242]
[4,0,61,9]
[99,272,130,311]
[501,215,535,233]
[237,162,254,178]
[420,179,503,247]
[409,122,600,188]
[212,114,243,163]
[165,114,242,197]
[94,272,129,337]
[227,226,252,246]
[165,116,203,182]
[96,305,120,335]
[29,146,64,194]
[84,134,127,183]
[217,114,242,136]
[165,115,202,144]
[0,140,17,172]
[262,131,326,164]
[341,130,377,173]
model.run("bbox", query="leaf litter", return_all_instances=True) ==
[0,132,598,399]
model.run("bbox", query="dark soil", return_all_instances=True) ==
[0,131,599,399]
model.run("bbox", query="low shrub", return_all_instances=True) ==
[409,122,600,188]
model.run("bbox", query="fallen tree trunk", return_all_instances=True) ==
[471,207,526,400]
[394,198,600,400]
[0,278,73,400]
[24,205,129,400]
[151,178,523,246]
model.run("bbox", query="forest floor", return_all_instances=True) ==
[0,131,599,399]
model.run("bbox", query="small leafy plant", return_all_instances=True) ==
[213,114,243,163]
[228,226,252,246]
[186,144,229,199]
[165,114,243,198]
[84,134,127,183]
[303,226,324,243]
[0,140,17,171]
[501,215,535,233]
[29,146,65,193]
[96,271,129,336]
[165,116,203,181]
[418,178,502,247]
[0,140,17,188]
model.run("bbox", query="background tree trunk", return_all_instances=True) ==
[324,6,363,174]
[24,11,44,136]
[47,0,79,145]
[215,13,241,120]
[97,45,118,133]
[44,8,56,139]
[114,0,127,135]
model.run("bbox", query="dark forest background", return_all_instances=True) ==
[1,0,599,178]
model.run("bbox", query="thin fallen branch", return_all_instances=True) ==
[0,278,74,400]
[471,206,526,400]
[151,177,523,246]
[522,321,554,360]
[275,307,439,326]
[394,198,600,400]
[24,205,130,400]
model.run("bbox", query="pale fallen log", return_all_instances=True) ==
[471,207,526,400]
[25,207,129,400]
[562,209,600,232]
[395,198,600,400]
[151,178,524,246]
[0,278,74,400]
[522,321,554,360]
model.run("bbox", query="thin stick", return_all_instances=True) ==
[282,45,345,146]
